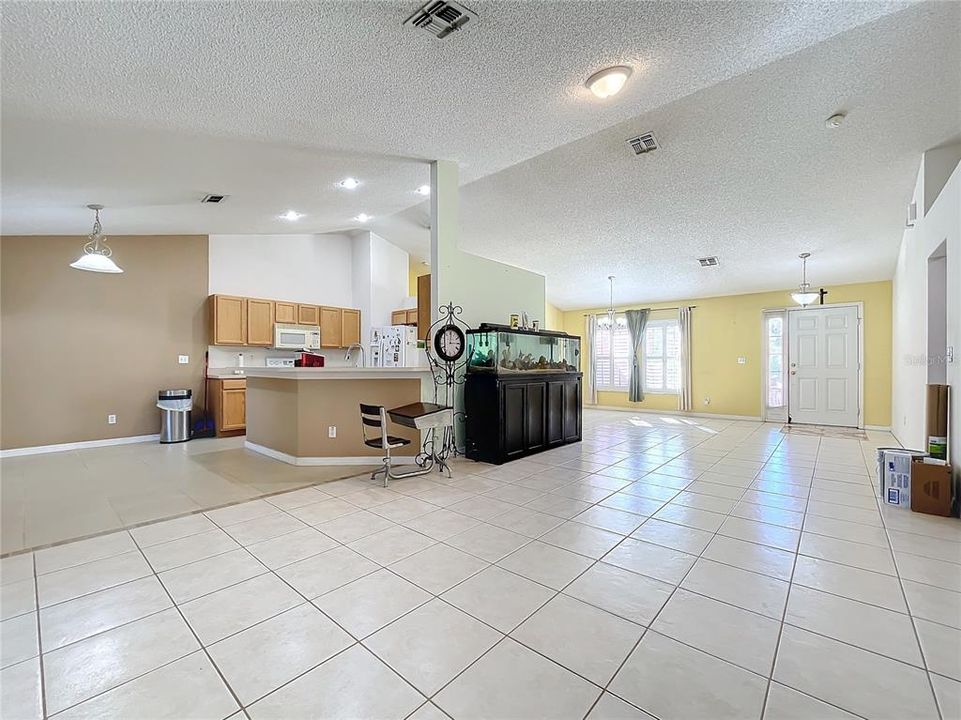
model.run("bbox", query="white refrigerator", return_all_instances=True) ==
[369,326,418,367]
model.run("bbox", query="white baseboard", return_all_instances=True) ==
[244,441,419,467]
[864,425,893,432]
[0,434,161,458]
[586,405,762,422]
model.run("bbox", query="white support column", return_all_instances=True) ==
[430,159,459,326]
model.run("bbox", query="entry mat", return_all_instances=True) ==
[780,424,869,440]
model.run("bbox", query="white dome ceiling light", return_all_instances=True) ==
[790,252,821,306]
[279,210,304,221]
[824,113,846,129]
[337,177,361,190]
[585,65,632,99]
[70,204,123,274]
[415,185,431,196]
[354,213,372,223]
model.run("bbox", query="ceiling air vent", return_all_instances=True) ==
[697,256,719,267]
[627,132,658,156]
[404,1,477,39]
[201,194,227,204]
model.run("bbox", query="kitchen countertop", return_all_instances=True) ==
[242,367,432,380]
[207,368,250,379]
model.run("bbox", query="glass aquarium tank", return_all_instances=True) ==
[467,324,581,374]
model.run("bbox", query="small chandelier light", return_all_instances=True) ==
[70,204,123,273]
[597,275,626,327]
[791,252,819,306]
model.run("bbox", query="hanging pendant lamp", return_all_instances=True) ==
[790,252,818,306]
[70,204,123,273]
[597,275,625,327]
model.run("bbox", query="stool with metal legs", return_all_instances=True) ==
[359,403,432,487]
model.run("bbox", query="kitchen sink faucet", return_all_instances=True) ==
[345,343,365,368]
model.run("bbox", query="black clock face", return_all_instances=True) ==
[434,324,465,362]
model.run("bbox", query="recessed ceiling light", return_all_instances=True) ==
[585,65,632,99]
[279,210,304,221]
[415,185,431,196]
[354,213,372,223]
[337,177,361,190]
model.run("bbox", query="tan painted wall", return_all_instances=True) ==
[1,235,209,449]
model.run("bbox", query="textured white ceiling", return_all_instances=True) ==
[0,118,429,238]
[1,0,907,183]
[2,1,956,307]
[448,1,961,308]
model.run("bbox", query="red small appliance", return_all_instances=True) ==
[296,352,325,367]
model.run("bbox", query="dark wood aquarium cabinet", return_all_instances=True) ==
[464,324,582,464]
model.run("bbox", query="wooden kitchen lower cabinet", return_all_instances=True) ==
[209,378,246,435]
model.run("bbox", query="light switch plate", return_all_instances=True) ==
[737,356,747,364]
[178,355,189,364]
[328,426,337,438]
[107,414,117,425]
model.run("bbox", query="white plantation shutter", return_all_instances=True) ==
[597,315,680,393]
[644,319,680,392]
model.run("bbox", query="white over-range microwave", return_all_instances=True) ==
[274,324,321,350]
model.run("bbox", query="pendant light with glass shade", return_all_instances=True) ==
[70,204,123,273]
[790,252,819,306]
[596,275,626,327]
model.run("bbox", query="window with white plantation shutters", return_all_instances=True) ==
[595,315,630,390]
[644,319,681,393]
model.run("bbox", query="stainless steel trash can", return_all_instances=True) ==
[158,389,192,444]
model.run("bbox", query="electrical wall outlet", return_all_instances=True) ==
[178,355,189,364]
[737,356,747,365]
[703,397,711,406]
[328,426,337,438]
[107,414,117,425]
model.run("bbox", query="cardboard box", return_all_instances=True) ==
[925,384,949,460]
[881,449,916,507]
[911,457,953,517]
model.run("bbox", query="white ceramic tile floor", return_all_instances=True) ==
[1,410,959,719]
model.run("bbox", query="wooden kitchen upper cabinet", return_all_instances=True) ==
[210,295,247,346]
[274,301,297,324]
[297,304,320,325]
[320,306,343,348]
[417,274,431,340]
[208,294,360,348]
[246,298,274,346]
[342,309,361,347]
[391,310,407,325]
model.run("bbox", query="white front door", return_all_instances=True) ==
[788,305,860,427]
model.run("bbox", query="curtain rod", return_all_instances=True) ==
[581,305,696,316]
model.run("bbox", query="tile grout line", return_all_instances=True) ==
[760,434,819,718]
[31,553,48,720]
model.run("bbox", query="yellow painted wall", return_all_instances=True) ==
[544,302,563,331]
[561,281,892,426]
[408,259,430,296]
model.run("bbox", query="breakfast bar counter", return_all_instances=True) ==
[242,367,432,465]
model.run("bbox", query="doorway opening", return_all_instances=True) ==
[928,240,948,384]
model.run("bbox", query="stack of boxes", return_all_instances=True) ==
[880,384,953,517]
